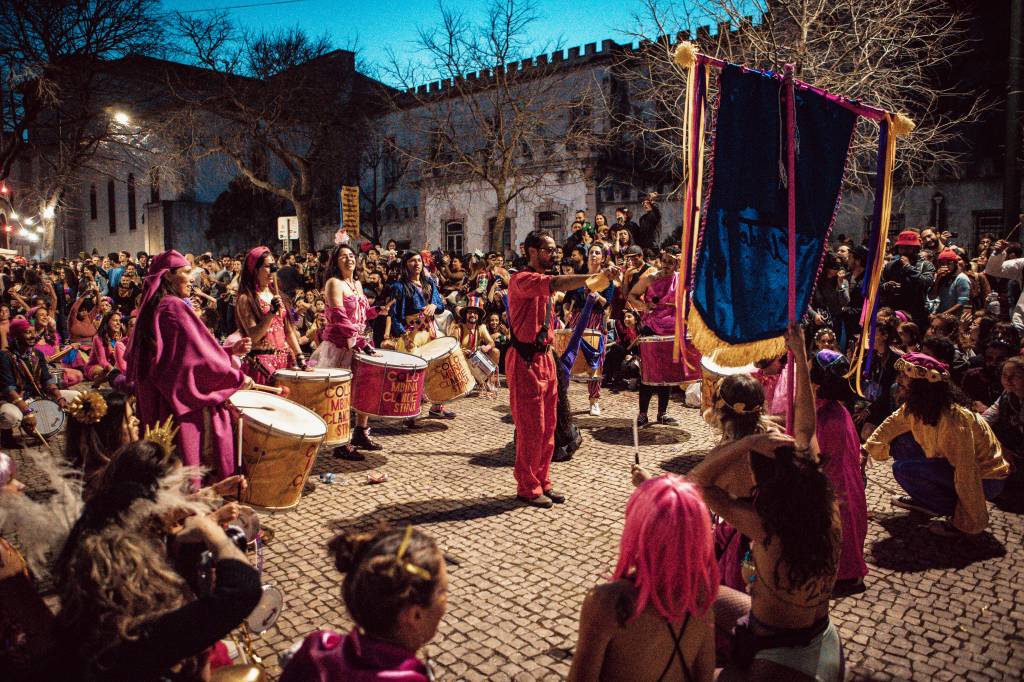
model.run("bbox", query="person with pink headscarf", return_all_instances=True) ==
[122,250,253,481]
[568,476,718,681]
[234,246,305,383]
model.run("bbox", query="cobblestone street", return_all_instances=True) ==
[12,383,1024,680]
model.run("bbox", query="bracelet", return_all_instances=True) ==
[22,407,34,415]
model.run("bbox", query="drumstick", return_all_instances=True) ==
[632,415,640,465]
[236,416,243,472]
[251,383,288,397]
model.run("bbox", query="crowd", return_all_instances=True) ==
[0,196,1021,681]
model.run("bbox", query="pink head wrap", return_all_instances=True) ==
[9,317,31,337]
[124,250,190,360]
[241,246,273,299]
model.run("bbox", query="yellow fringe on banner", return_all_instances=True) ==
[846,112,901,396]
[687,307,786,368]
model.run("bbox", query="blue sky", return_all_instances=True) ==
[162,0,731,84]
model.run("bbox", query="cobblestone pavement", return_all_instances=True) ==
[10,383,1024,680]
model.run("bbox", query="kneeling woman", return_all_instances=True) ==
[569,476,717,681]
[308,244,385,460]
[281,525,448,681]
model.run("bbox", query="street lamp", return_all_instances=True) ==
[42,206,55,220]
[9,211,17,220]
[24,216,34,225]
[113,111,131,126]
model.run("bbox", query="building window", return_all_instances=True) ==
[149,168,160,203]
[537,210,563,235]
[973,211,1003,247]
[89,184,97,220]
[107,180,116,233]
[127,173,137,231]
[488,216,512,255]
[445,221,464,255]
[862,213,906,234]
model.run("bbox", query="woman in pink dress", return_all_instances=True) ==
[235,247,305,383]
[809,349,869,595]
[29,307,85,386]
[84,310,128,382]
[627,246,681,426]
[309,244,385,460]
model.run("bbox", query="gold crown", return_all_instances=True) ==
[143,415,180,456]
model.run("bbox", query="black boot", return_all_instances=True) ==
[351,427,383,451]
[333,444,366,461]
[1,429,21,449]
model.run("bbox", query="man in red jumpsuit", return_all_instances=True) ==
[508,229,620,507]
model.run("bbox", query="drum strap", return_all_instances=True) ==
[6,351,43,398]
[557,293,597,379]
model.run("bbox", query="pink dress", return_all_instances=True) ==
[84,335,128,380]
[308,283,377,371]
[642,272,677,336]
[242,296,294,383]
[33,328,85,386]
[816,399,869,581]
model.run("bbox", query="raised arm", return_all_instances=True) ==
[784,323,817,452]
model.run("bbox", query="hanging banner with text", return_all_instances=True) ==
[340,186,360,239]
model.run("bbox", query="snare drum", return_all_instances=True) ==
[699,351,757,416]
[637,335,702,386]
[552,328,605,382]
[230,390,326,511]
[413,336,475,403]
[467,349,497,384]
[351,349,427,419]
[26,398,66,437]
[273,368,353,446]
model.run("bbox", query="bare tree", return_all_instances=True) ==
[170,12,374,251]
[358,119,410,243]
[615,0,986,196]
[0,0,165,254]
[383,0,598,250]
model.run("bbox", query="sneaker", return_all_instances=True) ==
[517,494,553,508]
[544,489,566,504]
[333,445,366,461]
[657,413,678,425]
[928,519,968,537]
[405,418,419,429]
[351,427,383,451]
[832,577,866,597]
[891,495,940,516]
[428,407,456,419]
[302,479,317,495]
[636,413,650,428]
[589,402,601,416]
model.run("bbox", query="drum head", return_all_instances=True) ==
[274,368,352,381]
[414,336,458,361]
[245,584,284,633]
[28,399,65,437]
[229,390,327,438]
[356,348,427,370]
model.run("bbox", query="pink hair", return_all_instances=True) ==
[611,476,718,622]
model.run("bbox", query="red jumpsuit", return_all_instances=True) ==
[507,270,558,499]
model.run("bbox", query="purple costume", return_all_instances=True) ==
[123,251,245,480]
[280,629,430,682]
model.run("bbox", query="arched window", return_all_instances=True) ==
[445,221,464,255]
[127,173,137,231]
[89,184,97,220]
[107,180,116,233]
[149,168,160,203]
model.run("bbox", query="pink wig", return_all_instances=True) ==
[611,475,718,622]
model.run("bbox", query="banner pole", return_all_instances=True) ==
[784,64,797,435]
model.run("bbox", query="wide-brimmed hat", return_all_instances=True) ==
[895,352,950,383]
[893,230,922,248]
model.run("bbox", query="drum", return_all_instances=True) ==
[552,328,604,382]
[246,584,284,633]
[637,335,702,386]
[467,349,497,384]
[351,349,427,419]
[273,368,353,446]
[413,336,475,403]
[26,398,65,437]
[230,390,326,511]
[699,351,757,415]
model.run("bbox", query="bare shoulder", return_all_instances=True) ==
[582,580,633,625]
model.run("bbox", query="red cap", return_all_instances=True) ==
[893,230,922,247]
[937,248,959,262]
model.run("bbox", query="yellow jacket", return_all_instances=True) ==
[865,404,1009,534]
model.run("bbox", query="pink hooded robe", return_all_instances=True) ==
[123,251,245,480]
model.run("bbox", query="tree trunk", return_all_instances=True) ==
[491,186,508,253]
[295,197,313,253]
